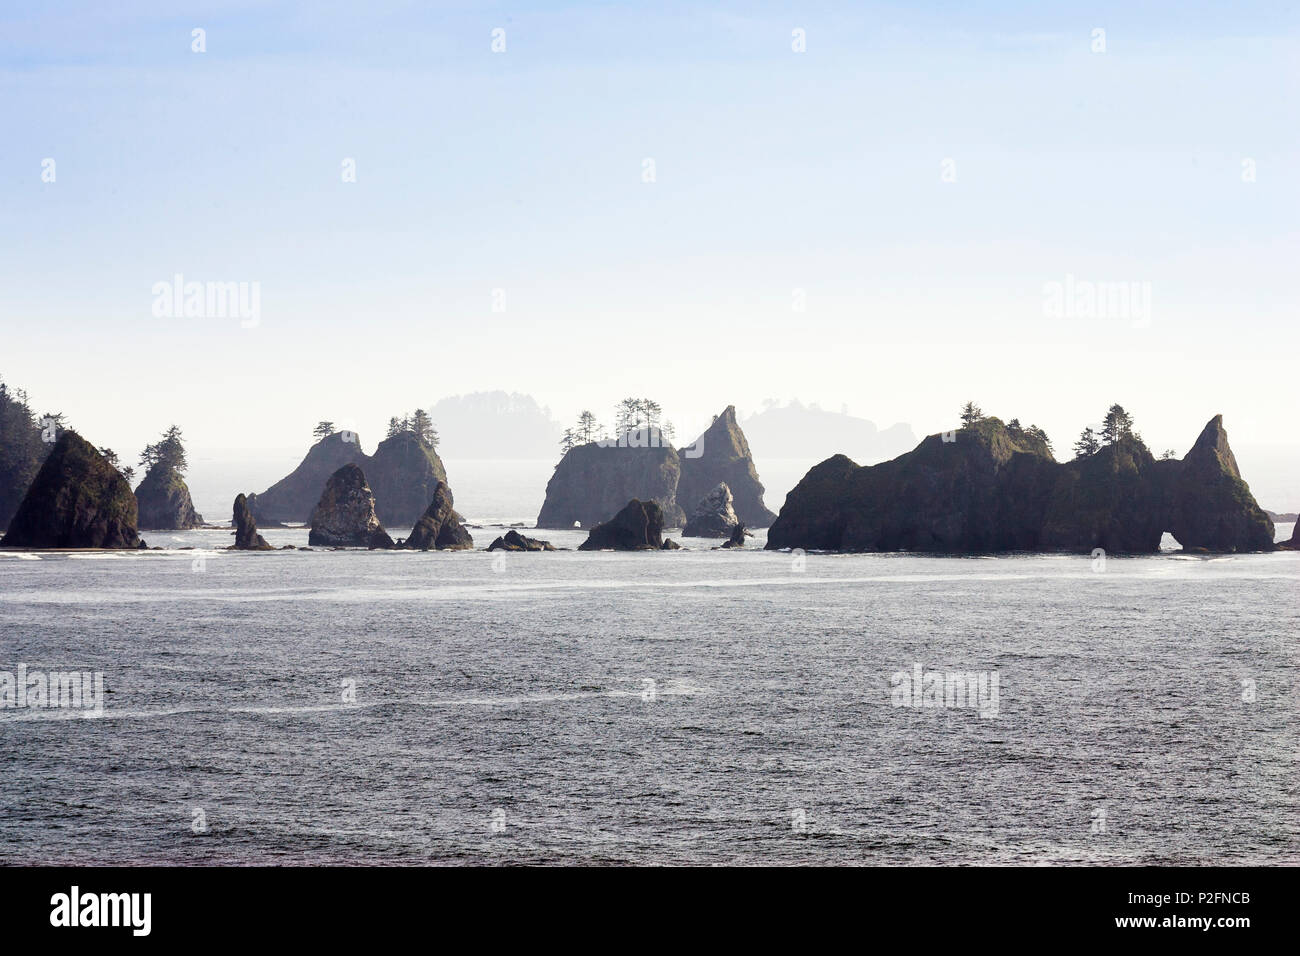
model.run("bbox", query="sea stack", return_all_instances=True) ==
[366,431,450,527]
[577,499,665,551]
[1163,415,1275,552]
[676,406,776,528]
[401,481,473,551]
[250,428,450,528]
[0,431,141,549]
[682,482,741,538]
[231,494,274,550]
[721,523,747,549]
[251,431,367,525]
[308,464,394,548]
[537,430,685,530]
[135,462,203,530]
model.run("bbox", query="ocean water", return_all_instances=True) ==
[0,523,1296,865]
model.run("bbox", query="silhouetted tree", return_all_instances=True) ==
[1073,427,1100,459]
[313,421,336,441]
[139,425,188,475]
[960,401,983,427]
[1101,404,1135,445]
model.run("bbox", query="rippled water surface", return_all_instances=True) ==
[2,526,1297,865]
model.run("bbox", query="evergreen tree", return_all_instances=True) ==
[1101,404,1135,445]
[576,410,598,445]
[140,425,188,475]
[410,409,438,447]
[559,428,576,457]
[1073,427,1100,458]
[313,421,336,441]
[959,401,983,427]
[0,378,49,529]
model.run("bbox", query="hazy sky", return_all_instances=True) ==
[2,2,1297,497]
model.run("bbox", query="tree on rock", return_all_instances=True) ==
[959,401,984,428]
[576,410,599,444]
[1073,427,1100,459]
[1101,404,1135,445]
[313,421,336,441]
[139,425,188,474]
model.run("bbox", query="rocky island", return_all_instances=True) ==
[308,464,394,549]
[675,406,776,528]
[0,431,142,549]
[231,493,274,550]
[537,405,775,531]
[400,481,473,551]
[251,416,447,528]
[682,482,741,538]
[578,499,666,550]
[767,411,1275,554]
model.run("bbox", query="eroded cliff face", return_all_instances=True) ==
[0,431,141,549]
[401,480,472,551]
[367,432,449,528]
[308,464,393,549]
[767,415,1274,554]
[134,463,203,530]
[251,432,367,525]
[536,438,684,529]
[536,408,777,531]
[250,431,449,528]
[677,406,776,528]
[1164,415,1274,552]
[682,482,741,538]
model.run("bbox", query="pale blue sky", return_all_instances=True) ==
[2,1,1297,501]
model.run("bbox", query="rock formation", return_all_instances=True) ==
[577,499,665,550]
[487,529,555,551]
[0,379,48,533]
[721,524,747,549]
[367,431,449,527]
[677,406,777,528]
[250,429,451,528]
[134,463,203,530]
[767,414,1274,554]
[1164,415,1274,552]
[231,493,273,550]
[0,431,141,549]
[537,432,684,529]
[308,464,394,548]
[251,432,366,525]
[682,482,741,537]
[401,481,473,551]
[661,538,682,550]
